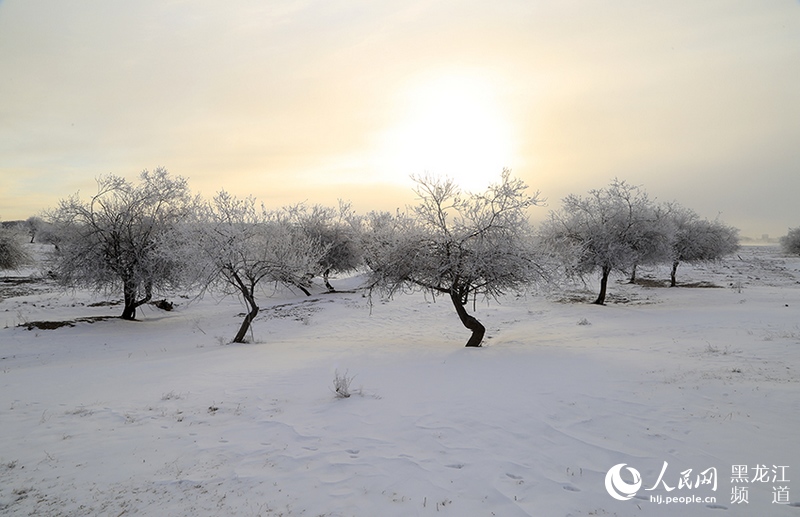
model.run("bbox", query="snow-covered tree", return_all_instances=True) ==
[667,206,739,286]
[46,168,197,320]
[24,216,58,246]
[24,216,42,243]
[188,191,328,343]
[541,179,668,304]
[780,228,800,256]
[363,170,546,347]
[289,202,362,293]
[0,226,30,270]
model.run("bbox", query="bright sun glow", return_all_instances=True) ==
[375,72,516,193]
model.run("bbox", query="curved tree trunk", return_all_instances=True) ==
[670,261,679,287]
[230,270,260,343]
[233,285,259,343]
[594,265,612,305]
[233,304,259,343]
[449,290,485,347]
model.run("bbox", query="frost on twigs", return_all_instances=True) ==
[362,169,549,347]
[45,168,198,321]
[182,192,330,344]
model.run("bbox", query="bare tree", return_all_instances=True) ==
[188,191,327,343]
[541,179,667,304]
[363,170,546,347]
[667,205,739,286]
[46,168,197,320]
[780,227,800,256]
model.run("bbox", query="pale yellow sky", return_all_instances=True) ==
[1,0,798,238]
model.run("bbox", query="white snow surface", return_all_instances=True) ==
[1,245,799,516]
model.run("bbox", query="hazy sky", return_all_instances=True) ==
[1,1,798,238]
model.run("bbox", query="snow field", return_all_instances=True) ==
[1,245,799,516]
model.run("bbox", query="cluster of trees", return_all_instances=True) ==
[3,169,752,347]
[540,179,740,304]
[37,169,361,342]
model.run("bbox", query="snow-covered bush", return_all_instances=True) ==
[332,369,356,398]
[45,168,198,320]
[185,191,328,343]
[363,170,547,347]
[780,228,800,256]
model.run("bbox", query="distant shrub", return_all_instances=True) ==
[0,229,29,270]
[780,228,800,256]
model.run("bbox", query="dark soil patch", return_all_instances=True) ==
[0,275,55,300]
[21,316,117,331]
[631,278,722,288]
[87,300,122,307]
[632,277,671,288]
[679,281,723,288]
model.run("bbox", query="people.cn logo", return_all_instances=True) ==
[605,463,642,501]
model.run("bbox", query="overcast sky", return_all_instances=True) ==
[1,0,798,238]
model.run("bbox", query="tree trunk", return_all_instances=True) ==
[629,264,637,284]
[230,271,260,343]
[121,302,137,320]
[294,283,312,296]
[233,305,259,343]
[594,266,611,305]
[233,287,259,343]
[323,268,335,292]
[670,261,679,287]
[121,278,152,320]
[449,290,485,347]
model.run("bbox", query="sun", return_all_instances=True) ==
[375,71,516,193]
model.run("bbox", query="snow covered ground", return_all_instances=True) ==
[1,245,799,516]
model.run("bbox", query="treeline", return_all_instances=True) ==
[3,167,792,346]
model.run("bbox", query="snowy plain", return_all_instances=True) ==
[1,244,799,516]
